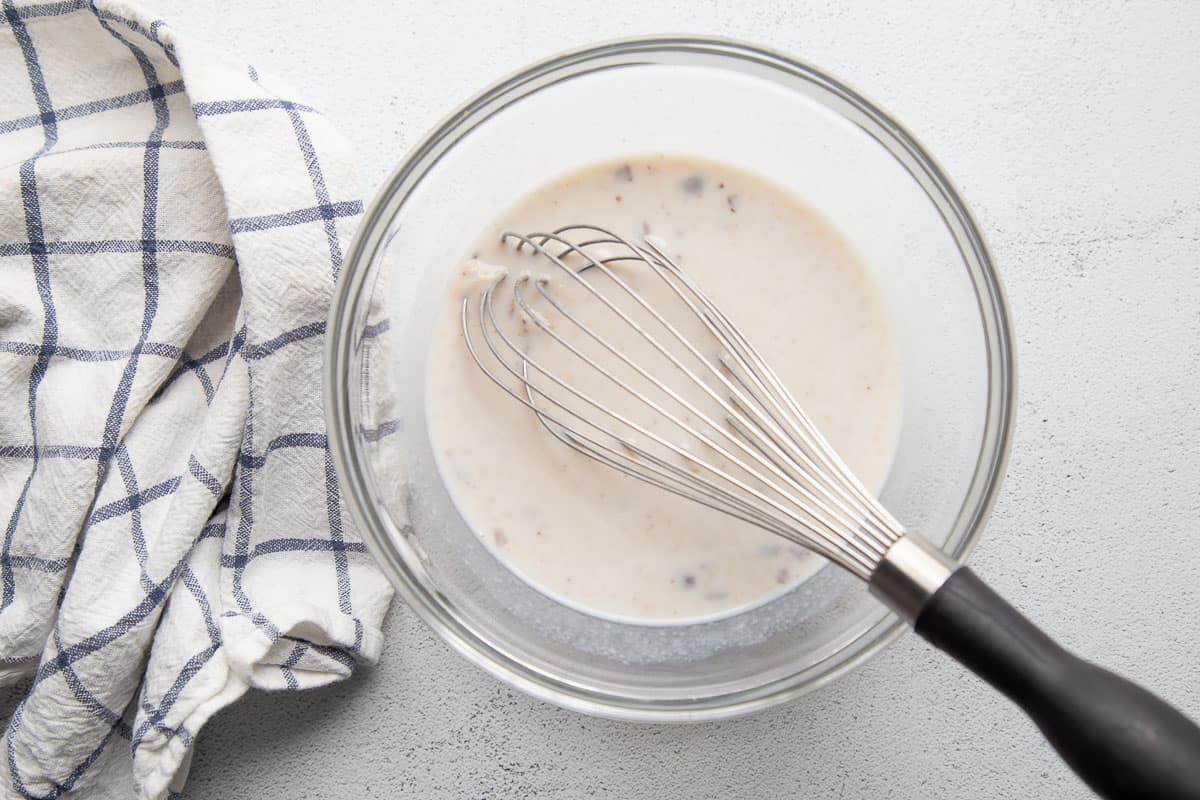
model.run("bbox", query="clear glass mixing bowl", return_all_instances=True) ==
[325,37,1015,721]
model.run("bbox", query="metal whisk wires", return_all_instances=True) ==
[459,225,903,580]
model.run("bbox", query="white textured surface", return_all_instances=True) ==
[93,0,1200,796]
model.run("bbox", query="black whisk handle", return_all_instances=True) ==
[915,567,1200,800]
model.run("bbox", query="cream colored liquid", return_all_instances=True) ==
[426,155,902,622]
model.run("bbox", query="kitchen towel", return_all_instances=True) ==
[0,1,393,797]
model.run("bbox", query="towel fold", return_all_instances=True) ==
[0,1,393,797]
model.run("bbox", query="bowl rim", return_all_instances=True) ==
[324,34,1017,722]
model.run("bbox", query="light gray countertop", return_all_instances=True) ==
[149,1,1200,796]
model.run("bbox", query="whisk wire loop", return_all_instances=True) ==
[460,225,905,579]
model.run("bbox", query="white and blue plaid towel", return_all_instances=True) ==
[0,1,394,797]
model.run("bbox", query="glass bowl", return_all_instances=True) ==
[325,37,1015,721]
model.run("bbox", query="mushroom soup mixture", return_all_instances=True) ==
[426,155,902,622]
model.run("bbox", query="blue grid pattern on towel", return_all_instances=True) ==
[0,2,389,796]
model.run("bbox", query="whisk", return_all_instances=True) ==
[461,225,1200,800]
